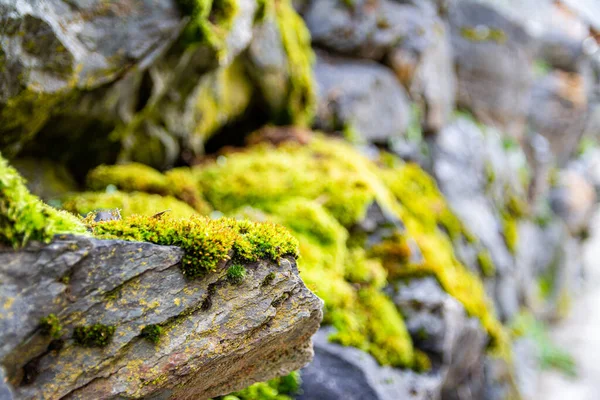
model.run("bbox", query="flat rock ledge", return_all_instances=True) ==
[0,235,323,399]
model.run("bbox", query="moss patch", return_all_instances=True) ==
[217,371,301,400]
[141,324,163,344]
[87,214,298,279]
[73,324,116,347]
[62,191,199,219]
[39,314,63,339]
[87,163,170,194]
[0,153,86,248]
[226,264,247,284]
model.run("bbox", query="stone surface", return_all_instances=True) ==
[0,235,322,399]
[313,53,410,143]
[448,1,535,139]
[550,169,597,235]
[298,328,443,400]
[529,71,589,166]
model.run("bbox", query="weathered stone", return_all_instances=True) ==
[448,1,535,139]
[313,53,410,143]
[298,328,443,400]
[0,235,322,399]
[529,71,589,166]
[11,158,78,202]
[550,168,597,235]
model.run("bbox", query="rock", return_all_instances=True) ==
[385,6,456,133]
[0,0,182,155]
[550,169,597,235]
[298,328,444,400]
[448,1,535,139]
[0,235,322,399]
[11,158,78,202]
[313,53,410,143]
[390,277,488,399]
[529,71,589,166]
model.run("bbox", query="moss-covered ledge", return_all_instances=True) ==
[0,155,323,399]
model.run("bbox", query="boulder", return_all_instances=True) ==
[0,235,322,399]
[313,53,410,143]
[529,71,589,166]
[0,0,182,155]
[298,328,444,400]
[448,1,535,139]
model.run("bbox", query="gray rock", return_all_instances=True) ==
[550,168,597,235]
[529,71,590,166]
[313,53,410,143]
[390,277,488,399]
[298,328,443,400]
[0,0,182,155]
[385,6,456,133]
[448,1,535,139]
[0,235,322,399]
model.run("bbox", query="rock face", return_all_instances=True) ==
[298,328,443,400]
[313,53,410,143]
[0,235,322,399]
[448,1,535,139]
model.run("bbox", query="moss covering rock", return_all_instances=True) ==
[0,153,86,248]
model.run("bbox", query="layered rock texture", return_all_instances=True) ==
[2,0,600,399]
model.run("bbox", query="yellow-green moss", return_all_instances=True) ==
[62,191,198,219]
[141,324,163,344]
[0,153,87,248]
[460,26,507,43]
[226,264,247,284]
[217,371,301,400]
[193,57,254,140]
[39,314,63,339]
[177,0,240,61]
[273,0,316,126]
[87,163,169,194]
[87,214,298,279]
[192,133,508,366]
[502,212,519,255]
[85,164,211,214]
[477,250,496,277]
[73,324,115,347]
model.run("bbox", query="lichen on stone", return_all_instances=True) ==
[39,314,63,339]
[0,152,86,248]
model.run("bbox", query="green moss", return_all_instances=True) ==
[73,324,116,347]
[0,153,86,248]
[85,164,211,214]
[62,191,198,219]
[477,250,496,277]
[273,0,316,126]
[193,57,254,140]
[226,264,247,284]
[141,324,163,344]
[87,163,170,194]
[262,271,276,286]
[191,133,508,367]
[176,0,240,61]
[218,371,301,400]
[460,26,507,43]
[88,214,298,279]
[39,314,63,339]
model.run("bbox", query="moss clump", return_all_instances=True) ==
[218,371,301,400]
[39,314,63,339]
[272,0,316,126]
[73,324,116,347]
[87,163,169,194]
[0,153,86,248]
[193,133,507,367]
[477,250,496,277]
[88,214,298,279]
[460,26,507,43]
[165,168,212,214]
[262,271,276,286]
[227,264,247,284]
[141,324,163,344]
[62,191,198,219]
[176,0,239,61]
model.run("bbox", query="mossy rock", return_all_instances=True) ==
[0,153,86,248]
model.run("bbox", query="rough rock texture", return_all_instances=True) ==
[0,235,322,399]
[313,53,410,143]
[0,0,182,154]
[529,71,590,166]
[391,278,488,400]
[448,1,535,139]
[298,328,443,400]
